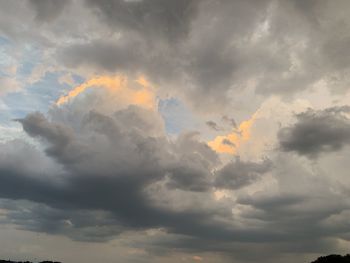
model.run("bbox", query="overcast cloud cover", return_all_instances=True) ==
[1,1,350,263]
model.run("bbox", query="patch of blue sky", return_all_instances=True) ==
[0,38,15,69]
[2,71,69,121]
[29,71,69,102]
[158,97,199,135]
[16,44,42,77]
[0,39,84,141]
[0,98,24,142]
[0,35,10,45]
[0,52,13,70]
[72,74,85,84]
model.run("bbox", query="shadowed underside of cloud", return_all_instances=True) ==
[0,93,349,261]
[278,106,350,158]
[0,91,270,245]
[214,157,272,190]
[0,75,349,260]
[29,0,69,23]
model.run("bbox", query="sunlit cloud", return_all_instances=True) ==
[192,255,203,261]
[208,112,259,154]
[56,75,157,110]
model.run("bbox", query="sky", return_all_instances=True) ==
[1,1,350,263]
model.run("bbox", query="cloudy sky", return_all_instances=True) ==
[1,1,350,262]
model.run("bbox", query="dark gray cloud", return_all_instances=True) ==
[0,99,233,243]
[222,138,236,147]
[1,86,350,261]
[28,0,69,23]
[278,106,350,157]
[162,132,219,192]
[0,144,220,243]
[55,0,350,110]
[60,39,143,73]
[0,199,122,242]
[58,0,271,109]
[206,120,222,131]
[237,189,350,243]
[85,0,197,42]
[2,94,348,259]
[1,101,350,261]
[16,112,80,163]
[222,116,237,129]
[215,158,272,190]
[2,0,350,112]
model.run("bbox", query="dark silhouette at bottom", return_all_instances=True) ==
[311,254,350,263]
[0,261,61,263]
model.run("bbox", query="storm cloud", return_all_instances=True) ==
[215,157,272,190]
[278,106,350,157]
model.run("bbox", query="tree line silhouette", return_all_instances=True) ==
[311,254,350,263]
[0,261,61,263]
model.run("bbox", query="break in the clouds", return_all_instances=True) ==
[1,1,350,263]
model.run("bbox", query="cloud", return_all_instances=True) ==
[2,87,349,262]
[0,199,122,242]
[192,255,203,261]
[2,98,350,261]
[215,157,272,190]
[206,120,222,131]
[278,106,350,158]
[3,0,350,114]
[52,0,350,112]
[208,111,258,154]
[85,0,198,42]
[222,138,235,147]
[56,75,156,110]
[165,132,218,192]
[16,112,76,162]
[222,116,237,129]
[28,0,69,23]
[0,85,234,244]
[0,77,22,96]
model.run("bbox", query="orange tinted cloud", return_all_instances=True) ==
[208,112,258,154]
[193,256,203,261]
[56,75,156,110]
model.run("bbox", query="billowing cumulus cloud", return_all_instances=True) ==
[1,86,230,244]
[0,84,350,262]
[215,157,272,190]
[278,106,350,158]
